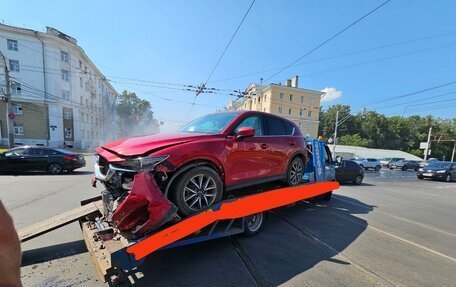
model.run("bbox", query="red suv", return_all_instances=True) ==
[95,111,307,235]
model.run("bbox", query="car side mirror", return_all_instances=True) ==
[236,126,255,140]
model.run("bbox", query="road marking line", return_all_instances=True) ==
[333,197,456,238]
[280,216,395,287]
[328,209,456,264]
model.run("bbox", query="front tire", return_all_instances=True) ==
[286,157,304,186]
[445,174,451,182]
[375,165,381,171]
[47,163,63,175]
[170,166,223,216]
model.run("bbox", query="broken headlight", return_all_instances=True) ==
[111,155,169,172]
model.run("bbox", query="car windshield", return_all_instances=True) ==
[427,162,451,169]
[179,113,239,134]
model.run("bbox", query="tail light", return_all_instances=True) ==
[64,155,78,161]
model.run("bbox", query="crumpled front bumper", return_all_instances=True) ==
[110,172,177,237]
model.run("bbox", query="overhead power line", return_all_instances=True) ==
[209,30,456,84]
[263,0,393,82]
[365,80,456,107]
[203,0,256,86]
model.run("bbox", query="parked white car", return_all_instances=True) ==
[353,158,382,171]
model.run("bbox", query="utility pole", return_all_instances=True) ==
[332,110,339,156]
[0,51,14,148]
[451,142,455,162]
[424,126,432,161]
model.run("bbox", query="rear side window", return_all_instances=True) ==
[283,121,295,135]
[264,116,287,135]
[367,159,377,162]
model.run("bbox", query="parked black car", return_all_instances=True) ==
[0,146,86,174]
[336,160,364,185]
[389,160,421,171]
[417,161,456,182]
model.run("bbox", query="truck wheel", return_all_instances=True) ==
[286,157,304,186]
[243,212,265,236]
[315,191,332,201]
[170,166,223,216]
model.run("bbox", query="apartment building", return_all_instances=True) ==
[227,76,323,137]
[0,23,117,149]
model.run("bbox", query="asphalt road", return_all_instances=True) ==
[1,159,455,287]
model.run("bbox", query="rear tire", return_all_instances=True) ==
[286,157,304,186]
[243,212,265,236]
[169,166,223,217]
[47,163,63,175]
[417,175,423,179]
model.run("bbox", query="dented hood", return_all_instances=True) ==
[98,132,212,157]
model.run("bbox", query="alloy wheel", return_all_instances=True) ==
[183,174,218,212]
[446,174,451,182]
[48,163,62,175]
[354,175,363,185]
[289,160,303,185]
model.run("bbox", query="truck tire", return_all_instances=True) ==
[315,191,332,201]
[243,212,265,236]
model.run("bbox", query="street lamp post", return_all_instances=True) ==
[0,51,15,148]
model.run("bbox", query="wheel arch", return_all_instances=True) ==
[286,151,307,172]
[164,158,224,197]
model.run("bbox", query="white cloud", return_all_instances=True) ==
[320,87,342,103]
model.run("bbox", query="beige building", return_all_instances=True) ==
[228,76,323,137]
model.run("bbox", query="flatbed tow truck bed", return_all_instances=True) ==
[17,139,337,286]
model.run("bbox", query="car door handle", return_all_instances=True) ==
[261,144,269,149]
[289,140,295,146]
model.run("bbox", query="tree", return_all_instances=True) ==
[317,104,455,160]
[116,90,159,137]
[318,105,359,140]
[338,134,369,147]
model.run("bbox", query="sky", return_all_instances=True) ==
[1,0,456,131]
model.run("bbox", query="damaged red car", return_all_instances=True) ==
[94,111,307,236]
